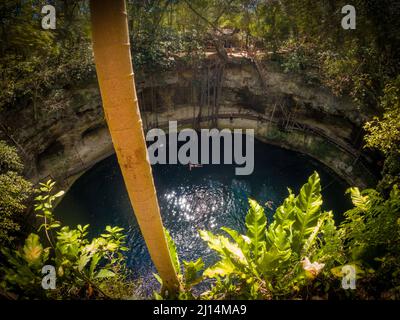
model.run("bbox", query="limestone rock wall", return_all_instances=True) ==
[0,55,378,190]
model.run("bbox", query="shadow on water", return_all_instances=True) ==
[55,137,352,297]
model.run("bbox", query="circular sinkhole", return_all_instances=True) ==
[55,137,351,297]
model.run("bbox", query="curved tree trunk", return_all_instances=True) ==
[89,0,179,295]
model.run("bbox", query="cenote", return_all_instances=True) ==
[55,136,351,297]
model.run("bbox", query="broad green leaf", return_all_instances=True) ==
[22,234,44,266]
[89,253,101,277]
[200,230,246,263]
[221,227,250,256]
[183,258,204,286]
[95,269,116,278]
[292,172,323,253]
[77,253,91,272]
[267,224,291,252]
[259,246,291,273]
[302,211,331,255]
[245,199,267,260]
[164,228,181,275]
[203,260,236,278]
[347,187,369,211]
[270,191,296,230]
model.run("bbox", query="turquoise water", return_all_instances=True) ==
[55,138,351,297]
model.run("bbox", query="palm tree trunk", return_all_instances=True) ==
[89,0,179,295]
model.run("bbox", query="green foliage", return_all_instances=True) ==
[364,76,400,155]
[340,185,400,298]
[165,228,181,275]
[253,0,399,107]
[279,40,313,74]
[0,180,134,299]
[3,173,399,300]
[0,234,50,298]
[0,140,23,172]
[1,0,398,114]
[200,172,340,299]
[154,228,205,300]
[131,27,205,71]
[0,1,93,112]
[363,76,400,191]
[245,199,266,260]
[0,140,32,245]
[1,0,399,301]
[183,258,204,288]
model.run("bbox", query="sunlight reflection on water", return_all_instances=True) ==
[55,140,351,297]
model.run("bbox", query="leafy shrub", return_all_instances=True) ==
[3,173,400,300]
[159,172,400,300]
[154,229,204,300]
[364,76,400,191]
[132,28,205,72]
[0,180,135,299]
[158,172,344,300]
[340,186,400,299]
[0,140,32,245]
[364,76,400,156]
[199,172,341,299]
[281,49,309,74]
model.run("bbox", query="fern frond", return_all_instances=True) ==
[245,199,267,260]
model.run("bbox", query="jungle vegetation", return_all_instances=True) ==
[0,0,399,300]
[1,172,399,299]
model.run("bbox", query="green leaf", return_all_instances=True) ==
[203,260,236,278]
[292,172,323,253]
[22,234,44,266]
[54,191,65,198]
[164,228,181,275]
[49,223,61,229]
[183,258,204,286]
[200,230,247,266]
[77,254,91,272]
[89,253,101,277]
[259,247,291,273]
[302,211,331,255]
[271,191,296,229]
[221,227,250,257]
[245,199,267,260]
[95,269,116,278]
[260,224,292,273]
[346,187,369,211]
[153,273,163,285]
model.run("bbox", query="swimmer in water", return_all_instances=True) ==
[188,162,203,170]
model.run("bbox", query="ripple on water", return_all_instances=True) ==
[55,140,351,297]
